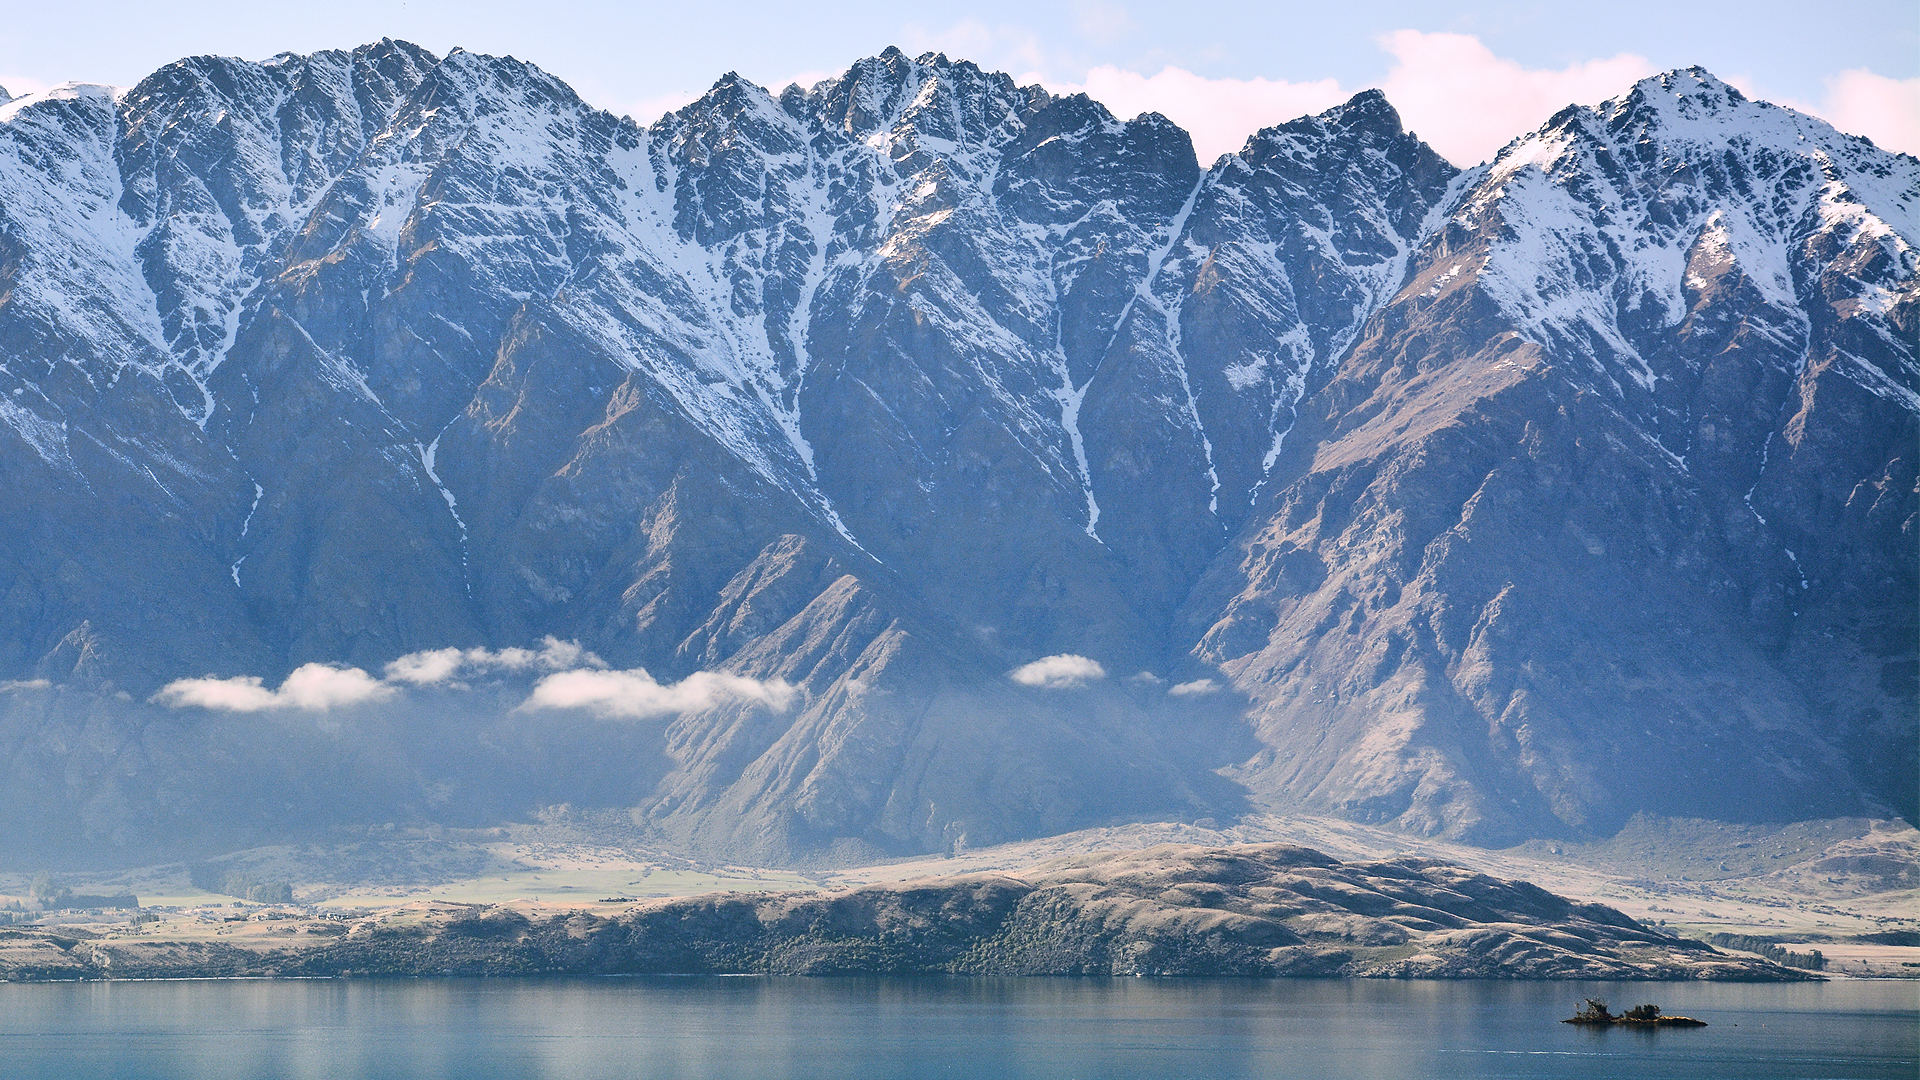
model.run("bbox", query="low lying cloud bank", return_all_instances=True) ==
[1009,654,1106,689]
[153,664,395,713]
[520,668,798,719]
[384,637,605,686]
[144,630,787,714]
[152,640,794,719]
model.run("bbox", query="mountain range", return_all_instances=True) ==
[0,42,1912,864]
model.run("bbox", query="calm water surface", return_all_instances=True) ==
[0,976,1912,1079]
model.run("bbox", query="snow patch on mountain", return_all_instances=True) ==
[0,85,174,389]
[1463,67,1919,413]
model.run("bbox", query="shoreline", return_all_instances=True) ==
[2,971,1877,985]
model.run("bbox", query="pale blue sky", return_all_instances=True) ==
[2,1,1913,161]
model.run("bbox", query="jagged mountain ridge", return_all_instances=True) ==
[1190,70,1918,840]
[0,44,1911,862]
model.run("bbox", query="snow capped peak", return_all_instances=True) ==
[1240,89,1413,158]
[429,44,585,115]
[663,69,793,143]
[1452,60,1918,420]
[2,40,1910,570]
[1619,65,1748,114]
[1574,64,1873,161]
[0,82,122,121]
[814,49,921,140]
[366,37,438,65]
[1235,89,1446,205]
[1119,108,1184,135]
[1320,88,1403,133]
[802,47,1038,152]
[0,44,1911,859]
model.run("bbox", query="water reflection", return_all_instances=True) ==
[0,977,1912,1079]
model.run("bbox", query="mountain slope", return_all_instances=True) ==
[0,844,1810,980]
[0,49,1911,862]
[1185,70,1917,841]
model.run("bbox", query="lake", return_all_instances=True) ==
[0,976,1912,1078]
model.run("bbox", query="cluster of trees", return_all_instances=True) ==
[1706,933,1826,970]
[15,866,292,913]
[186,865,294,904]
[25,873,138,910]
[1567,999,1667,1023]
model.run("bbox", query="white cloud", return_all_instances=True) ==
[1815,69,1920,156]
[0,678,51,692]
[151,639,771,719]
[383,648,466,686]
[153,663,394,712]
[520,668,798,718]
[153,675,278,712]
[275,665,396,710]
[1058,66,1346,161]
[1049,31,1659,168]
[384,637,604,686]
[1168,678,1220,697]
[1009,654,1107,689]
[1377,31,1657,166]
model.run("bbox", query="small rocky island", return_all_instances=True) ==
[0,844,1819,981]
[1564,999,1709,1026]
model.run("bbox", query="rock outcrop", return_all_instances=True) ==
[0,844,1812,980]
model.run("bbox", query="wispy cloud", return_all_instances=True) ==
[1374,31,1656,166]
[1009,654,1106,689]
[1043,32,1662,166]
[1813,69,1920,156]
[1168,678,1219,697]
[154,641,786,719]
[153,664,395,713]
[1049,33,1914,167]
[519,668,798,718]
[384,638,604,686]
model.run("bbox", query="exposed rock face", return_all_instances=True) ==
[0,844,1811,980]
[0,47,1911,861]
[1186,70,1918,843]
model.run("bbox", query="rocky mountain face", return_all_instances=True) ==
[0,44,1911,863]
[1187,70,1919,842]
